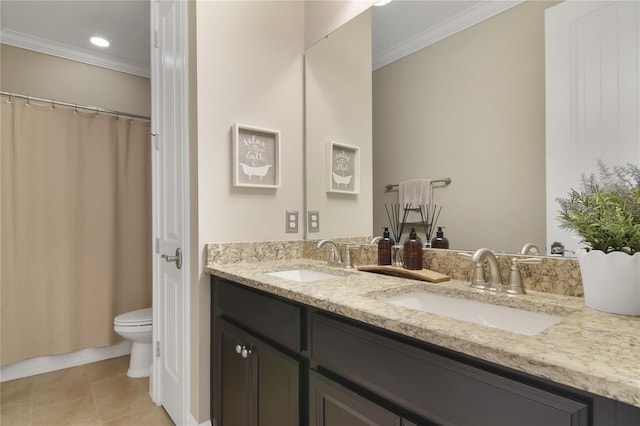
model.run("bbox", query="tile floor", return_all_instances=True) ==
[0,356,174,426]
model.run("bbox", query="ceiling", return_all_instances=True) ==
[0,0,518,77]
[372,0,521,69]
[0,0,151,77]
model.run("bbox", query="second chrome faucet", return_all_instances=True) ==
[460,248,542,294]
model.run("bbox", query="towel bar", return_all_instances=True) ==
[385,177,451,192]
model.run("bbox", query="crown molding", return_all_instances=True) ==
[373,1,525,70]
[1,29,150,78]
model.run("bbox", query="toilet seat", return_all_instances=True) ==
[114,308,152,327]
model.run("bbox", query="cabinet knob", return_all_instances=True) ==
[235,344,252,358]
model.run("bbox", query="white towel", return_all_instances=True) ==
[399,178,432,223]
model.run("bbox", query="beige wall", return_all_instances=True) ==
[193,0,305,421]
[305,9,373,239]
[196,2,305,244]
[373,1,557,253]
[0,45,150,117]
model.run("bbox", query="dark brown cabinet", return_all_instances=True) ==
[211,276,640,426]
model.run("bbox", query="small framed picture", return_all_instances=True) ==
[232,124,280,188]
[327,141,360,194]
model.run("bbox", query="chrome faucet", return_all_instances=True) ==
[519,243,541,255]
[460,248,543,294]
[316,239,359,268]
[468,248,503,291]
[317,239,343,265]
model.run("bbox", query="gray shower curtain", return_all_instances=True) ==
[1,96,152,365]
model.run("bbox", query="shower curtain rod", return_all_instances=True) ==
[1,91,151,121]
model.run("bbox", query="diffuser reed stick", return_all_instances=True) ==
[384,203,411,243]
[419,204,442,244]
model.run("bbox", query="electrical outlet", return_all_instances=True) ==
[286,210,298,233]
[308,211,320,233]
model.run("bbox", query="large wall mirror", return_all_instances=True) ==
[305,0,639,255]
[305,9,373,240]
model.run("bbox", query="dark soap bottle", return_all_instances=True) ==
[377,227,394,265]
[403,227,423,270]
[431,226,450,249]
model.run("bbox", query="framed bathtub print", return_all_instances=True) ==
[327,141,360,194]
[233,124,280,188]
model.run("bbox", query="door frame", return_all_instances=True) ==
[150,0,191,423]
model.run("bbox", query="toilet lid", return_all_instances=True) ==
[114,308,152,326]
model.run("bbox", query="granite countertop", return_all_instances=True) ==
[205,259,640,408]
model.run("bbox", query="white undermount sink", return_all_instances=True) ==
[266,269,338,283]
[384,292,563,336]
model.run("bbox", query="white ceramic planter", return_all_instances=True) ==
[577,249,640,316]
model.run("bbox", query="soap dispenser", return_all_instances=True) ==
[403,227,423,270]
[431,226,449,249]
[377,227,394,265]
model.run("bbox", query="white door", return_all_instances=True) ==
[545,0,640,256]
[151,0,189,424]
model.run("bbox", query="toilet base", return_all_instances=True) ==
[127,341,152,378]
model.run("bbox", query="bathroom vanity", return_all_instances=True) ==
[207,259,640,426]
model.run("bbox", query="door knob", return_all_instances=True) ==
[161,247,182,269]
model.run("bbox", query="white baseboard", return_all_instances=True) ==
[0,341,132,382]
[185,412,212,426]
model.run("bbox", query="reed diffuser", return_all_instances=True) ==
[385,203,410,267]
[419,204,442,248]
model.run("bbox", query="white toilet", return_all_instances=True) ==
[114,308,153,378]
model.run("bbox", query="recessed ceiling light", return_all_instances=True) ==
[90,36,110,47]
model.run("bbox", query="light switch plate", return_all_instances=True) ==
[286,210,298,233]
[308,210,320,233]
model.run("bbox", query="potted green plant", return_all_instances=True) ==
[557,161,640,315]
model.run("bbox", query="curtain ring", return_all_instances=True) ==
[50,99,55,110]
[74,104,78,114]
[25,96,30,107]
[6,94,11,104]
[95,107,99,117]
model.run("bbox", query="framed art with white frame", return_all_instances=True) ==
[327,141,360,194]
[232,123,281,188]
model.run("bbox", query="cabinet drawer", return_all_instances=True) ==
[214,278,301,352]
[311,313,588,426]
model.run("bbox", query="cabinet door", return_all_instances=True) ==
[215,317,299,426]
[310,371,401,426]
[216,318,256,426]
[257,337,299,426]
